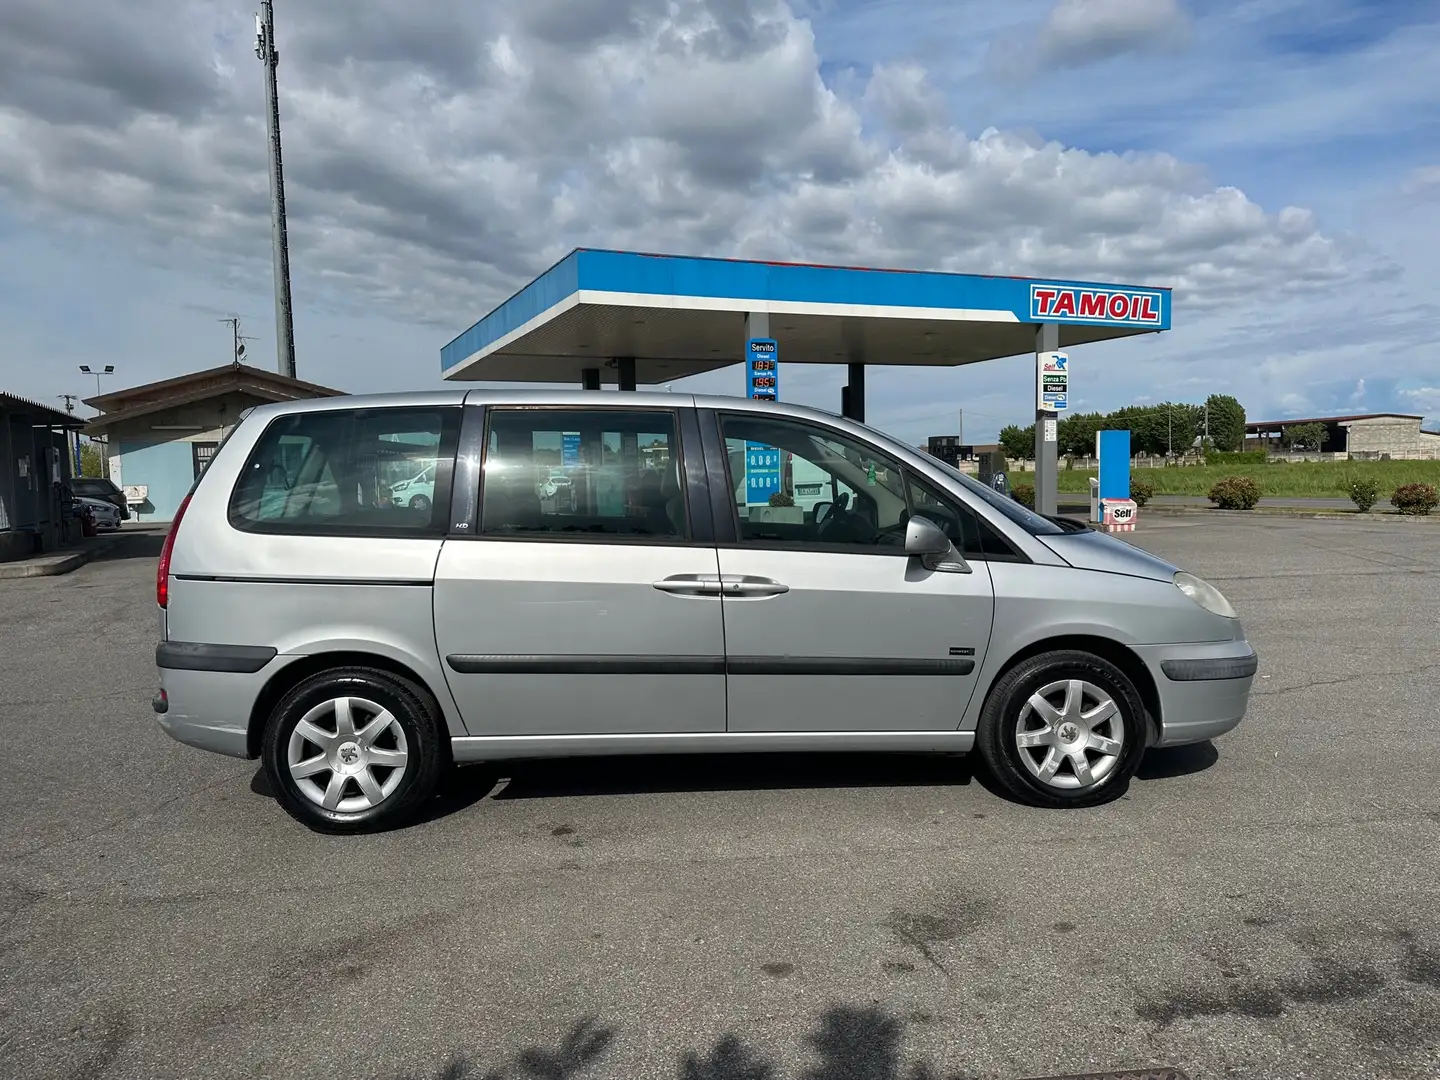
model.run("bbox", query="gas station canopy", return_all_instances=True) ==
[441,248,1172,385]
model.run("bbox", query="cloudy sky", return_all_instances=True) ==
[1,0,1437,442]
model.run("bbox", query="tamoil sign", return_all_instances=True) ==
[1030,285,1163,326]
[1037,351,1069,412]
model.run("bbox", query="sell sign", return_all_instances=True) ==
[1037,351,1069,412]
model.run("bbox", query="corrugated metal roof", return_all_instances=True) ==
[0,391,86,428]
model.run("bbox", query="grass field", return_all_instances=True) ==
[1006,459,1440,499]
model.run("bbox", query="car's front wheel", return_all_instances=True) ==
[262,666,448,832]
[976,650,1148,808]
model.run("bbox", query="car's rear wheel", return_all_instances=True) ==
[976,650,1148,808]
[262,667,448,833]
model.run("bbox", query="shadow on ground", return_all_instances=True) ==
[393,1006,1189,1080]
[90,528,166,563]
[484,751,975,801]
[1136,741,1219,781]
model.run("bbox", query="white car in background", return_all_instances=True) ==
[77,496,122,531]
[388,463,436,512]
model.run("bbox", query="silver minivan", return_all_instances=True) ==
[154,391,1256,831]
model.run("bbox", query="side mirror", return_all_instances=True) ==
[904,515,972,574]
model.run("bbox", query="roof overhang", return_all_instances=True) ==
[441,249,1173,384]
[84,382,324,436]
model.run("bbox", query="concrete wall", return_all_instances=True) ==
[1343,417,1435,457]
[114,437,197,522]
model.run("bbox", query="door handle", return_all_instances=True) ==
[720,576,789,597]
[652,574,722,597]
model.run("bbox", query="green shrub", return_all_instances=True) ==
[1130,478,1155,507]
[1392,483,1438,516]
[1207,450,1268,466]
[767,491,794,508]
[1012,483,1036,509]
[1347,476,1380,513]
[1209,475,1261,510]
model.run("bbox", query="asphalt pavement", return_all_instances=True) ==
[1,519,1438,1080]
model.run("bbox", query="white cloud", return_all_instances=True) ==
[0,0,1352,336]
[1402,165,1440,198]
[1036,0,1192,67]
[1398,387,1440,414]
[987,0,1191,80]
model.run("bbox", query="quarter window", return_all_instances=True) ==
[229,407,459,536]
[480,409,686,540]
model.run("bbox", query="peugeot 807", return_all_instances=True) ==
[152,390,1257,832]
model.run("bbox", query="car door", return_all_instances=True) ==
[709,409,996,733]
[432,403,726,737]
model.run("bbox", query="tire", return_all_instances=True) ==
[409,494,431,513]
[262,666,449,833]
[976,650,1148,808]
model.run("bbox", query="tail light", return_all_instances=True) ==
[156,491,194,609]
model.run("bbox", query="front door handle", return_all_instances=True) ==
[720,575,789,597]
[652,574,722,597]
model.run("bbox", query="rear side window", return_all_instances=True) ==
[481,408,687,540]
[229,407,461,536]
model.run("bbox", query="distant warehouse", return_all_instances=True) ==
[1245,413,1440,460]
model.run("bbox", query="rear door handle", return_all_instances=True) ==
[652,574,722,597]
[720,575,789,597]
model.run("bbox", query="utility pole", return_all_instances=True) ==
[58,396,81,478]
[1167,405,1173,459]
[256,2,297,379]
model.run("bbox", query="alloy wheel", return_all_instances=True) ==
[1014,678,1125,790]
[286,696,409,812]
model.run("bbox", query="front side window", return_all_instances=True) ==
[720,414,910,549]
[229,407,459,536]
[480,409,686,540]
[906,475,1020,561]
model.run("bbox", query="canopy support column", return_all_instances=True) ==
[581,368,600,391]
[844,363,865,423]
[616,357,636,391]
[1034,323,1059,517]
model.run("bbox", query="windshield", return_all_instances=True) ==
[934,460,1065,535]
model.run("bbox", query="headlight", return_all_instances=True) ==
[1174,571,1236,619]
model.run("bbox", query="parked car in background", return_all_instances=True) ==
[153,390,1257,833]
[76,496,121,531]
[71,477,130,520]
[388,463,436,512]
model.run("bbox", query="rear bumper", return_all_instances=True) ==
[154,653,285,759]
[1134,638,1257,747]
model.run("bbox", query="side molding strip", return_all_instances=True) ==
[451,729,975,762]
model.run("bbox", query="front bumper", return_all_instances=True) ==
[1133,637,1257,747]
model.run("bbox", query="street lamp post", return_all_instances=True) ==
[79,364,115,480]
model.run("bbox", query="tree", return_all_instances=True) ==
[1204,394,1246,452]
[1281,421,1328,452]
[998,424,1033,462]
[79,442,104,478]
[1057,411,1104,458]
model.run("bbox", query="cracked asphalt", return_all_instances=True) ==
[1,517,1438,1080]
